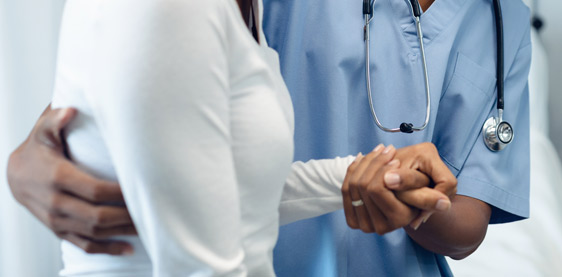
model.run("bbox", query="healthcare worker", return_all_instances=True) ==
[263,0,531,275]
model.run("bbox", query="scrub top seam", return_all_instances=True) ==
[396,0,470,50]
[459,175,530,203]
[438,154,460,173]
[504,43,532,79]
[388,0,417,57]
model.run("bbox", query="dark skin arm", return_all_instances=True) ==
[342,145,455,234]
[344,143,491,259]
[7,105,136,255]
[405,195,490,260]
[391,143,491,259]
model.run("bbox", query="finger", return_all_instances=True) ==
[35,108,77,150]
[395,187,451,212]
[29,193,136,239]
[53,216,137,239]
[348,144,386,185]
[342,154,364,229]
[414,144,457,197]
[61,233,134,256]
[421,160,457,197]
[347,156,375,233]
[50,193,133,228]
[54,159,125,204]
[366,160,415,232]
[384,168,431,191]
[358,191,385,234]
[409,210,433,231]
[350,188,375,233]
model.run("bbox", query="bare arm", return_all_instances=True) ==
[342,142,489,259]
[386,143,490,259]
[405,195,491,260]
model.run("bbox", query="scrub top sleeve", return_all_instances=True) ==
[279,156,355,225]
[84,1,246,275]
[455,37,532,224]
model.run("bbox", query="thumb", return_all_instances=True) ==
[417,151,457,198]
[35,107,77,150]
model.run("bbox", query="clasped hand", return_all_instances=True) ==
[341,143,457,235]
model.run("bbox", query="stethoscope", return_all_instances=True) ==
[363,0,514,151]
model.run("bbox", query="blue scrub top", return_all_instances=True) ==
[262,0,531,276]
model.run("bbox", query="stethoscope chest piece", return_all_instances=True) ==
[483,116,513,151]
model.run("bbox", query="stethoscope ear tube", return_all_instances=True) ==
[363,0,430,133]
[363,0,372,15]
[493,0,504,110]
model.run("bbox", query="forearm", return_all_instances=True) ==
[404,195,491,259]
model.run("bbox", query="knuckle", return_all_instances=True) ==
[367,183,384,196]
[422,142,437,152]
[45,212,59,229]
[82,242,99,254]
[47,194,64,213]
[51,162,67,190]
[90,184,106,203]
[394,215,411,228]
[91,209,108,225]
[349,179,361,191]
[87,224,103,238]
[345,218,358,229]
[358,180,369,191]
[347,164,356,174]
[374,223,389,235]
[360,225,371,233]
[55,231,66,239]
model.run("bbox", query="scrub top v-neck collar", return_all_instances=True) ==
[390,0,467,49]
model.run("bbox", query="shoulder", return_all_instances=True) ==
[104,0,237,32]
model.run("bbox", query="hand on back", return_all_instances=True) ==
[7,107,136,255]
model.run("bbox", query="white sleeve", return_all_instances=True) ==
[279,156,355,225]
[85,1,245,275]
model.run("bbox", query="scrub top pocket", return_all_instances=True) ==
[433,52,496,176]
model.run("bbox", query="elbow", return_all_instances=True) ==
[448,246,479,260]
[445,227,488,260]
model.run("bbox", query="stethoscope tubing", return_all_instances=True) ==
[364,0,430,133]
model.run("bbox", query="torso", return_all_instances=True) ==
[52,0,294,275]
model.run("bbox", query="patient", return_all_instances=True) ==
[8,0,454,275]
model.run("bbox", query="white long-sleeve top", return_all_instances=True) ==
[51,0,352,276]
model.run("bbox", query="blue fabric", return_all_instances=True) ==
[263,0,532,276]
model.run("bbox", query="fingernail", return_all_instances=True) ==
[384,172,400,188]
[122,245,134,256]
[58,108,69,120]
[373,144,384,152]
[422,212,433,223]
[436,199,451,211]
[412,220,422,230]
[358,152,363,158]
[383,145,394,154]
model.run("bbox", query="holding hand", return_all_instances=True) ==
[341,143,456,235]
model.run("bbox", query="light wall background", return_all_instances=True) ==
[1,0,66,276]
[540,0,562,157]
[0,0,560,276]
